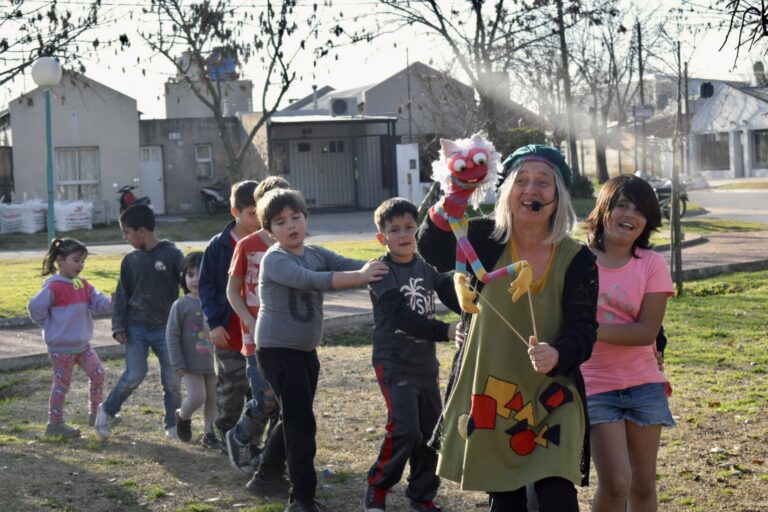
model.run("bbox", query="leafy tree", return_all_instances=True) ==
[0,0,123,87]
[140,0,328,181]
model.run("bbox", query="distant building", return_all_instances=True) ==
[6,71,140,222]
[689,84,768,178]
[140,113,267,215]
[165,50,253,119]
[271,61,475,206]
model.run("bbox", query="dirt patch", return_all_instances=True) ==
[0,342,766,511]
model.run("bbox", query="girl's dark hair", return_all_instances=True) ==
[42,238,88,276]
[587,174,662,257]
[180,251,204,294]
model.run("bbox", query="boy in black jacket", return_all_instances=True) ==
[364,198,461,512]
[95,204,184,439]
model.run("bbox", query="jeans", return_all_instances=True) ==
[233,354,272,444]
[103,324,181,430]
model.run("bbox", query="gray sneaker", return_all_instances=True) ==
[94,403,114,440]
[226,428,254,476]
[89,412,121,428]
[45,422,81,438]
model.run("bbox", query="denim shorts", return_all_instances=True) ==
[587,382,675,427]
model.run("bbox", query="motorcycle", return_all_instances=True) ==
[114,182,151,212]
[634,171,688,220]
[200,182,230,214]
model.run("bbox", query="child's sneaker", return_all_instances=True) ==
[165,427,179,440]
[226,428,254,476]
[88,413,121,428]
[94,403,114,440]
[362,486,388,512]
[175,409,192,442]
[200,432,219,449]
[409,499,442,512]
[45,422,81,438]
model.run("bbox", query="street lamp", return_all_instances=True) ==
[31,57,63,245]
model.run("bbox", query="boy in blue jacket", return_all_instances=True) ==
[199,180,260,451]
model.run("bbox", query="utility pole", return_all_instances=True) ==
[556,0,580,178]
[406,49,413,140]
[684,61,689,177]
[637,21,647,173]
[671,42,684,296]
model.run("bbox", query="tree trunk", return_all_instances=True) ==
[596,136,609,183]
[555,0,580,178]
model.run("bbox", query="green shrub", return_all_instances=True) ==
[569,174,595,199]
[495,127,547,157]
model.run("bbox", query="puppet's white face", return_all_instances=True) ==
[430,132,500,209]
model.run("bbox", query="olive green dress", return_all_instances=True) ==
[436,236,585,492]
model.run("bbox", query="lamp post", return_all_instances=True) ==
[31,57,63,245]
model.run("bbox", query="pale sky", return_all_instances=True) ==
[2,0,757,119]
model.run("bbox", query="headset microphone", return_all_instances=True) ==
[530,199,556,212]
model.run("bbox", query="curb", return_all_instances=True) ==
[680,259,768,280]
[0,344,126,373]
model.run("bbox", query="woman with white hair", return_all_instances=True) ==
[418,144,598,511]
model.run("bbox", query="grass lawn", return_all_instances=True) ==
[717,180,768,190]
[3,213,768,319]
[0,213,233,251]
[0,270,766,511]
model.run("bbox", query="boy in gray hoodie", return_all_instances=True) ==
[95,204,185,440]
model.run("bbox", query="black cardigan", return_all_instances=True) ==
[416,214,599,486]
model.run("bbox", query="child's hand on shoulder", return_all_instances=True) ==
[360,260,389,283]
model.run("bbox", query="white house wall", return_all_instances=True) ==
[689,85,768,178]
[9,73,140,221]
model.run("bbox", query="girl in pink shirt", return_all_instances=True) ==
[583,175,674,512]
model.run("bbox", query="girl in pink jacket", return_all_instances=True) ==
[28,238,112,438]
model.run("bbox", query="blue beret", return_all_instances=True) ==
[499,144,573,189]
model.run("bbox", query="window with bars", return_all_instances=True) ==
[55,147,100,200]
[696,133,730,171]
[753,130,768,167]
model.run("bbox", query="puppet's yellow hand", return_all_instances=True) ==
[507,261,532,302]
[454,273,480,314]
